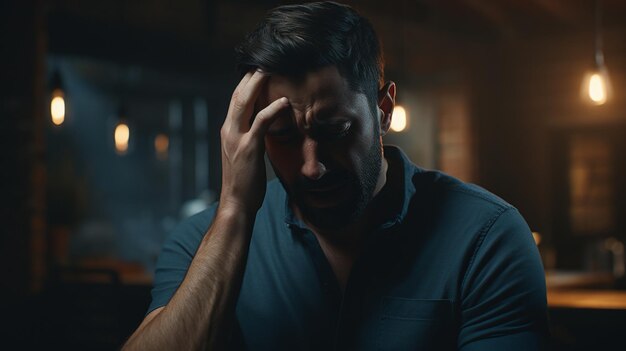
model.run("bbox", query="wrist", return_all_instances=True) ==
[217,199,258,222]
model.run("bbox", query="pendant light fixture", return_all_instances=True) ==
[50,69,66,126]
[114,104,130,155]
[391,1,409,133]
[581,0,612,105]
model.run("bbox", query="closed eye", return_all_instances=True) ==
[316,122,351,140]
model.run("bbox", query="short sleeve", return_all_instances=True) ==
[458,207,548,350]
[147,205,218,314]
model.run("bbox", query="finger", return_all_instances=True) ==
[223,71,255,131]
[249,97,290,137]
[231,70,269,129]
[232,71,254,100]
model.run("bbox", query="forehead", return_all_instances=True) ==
[267,65,345,96]
[260,66,357,117]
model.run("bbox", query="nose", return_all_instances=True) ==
[300,137,327,180]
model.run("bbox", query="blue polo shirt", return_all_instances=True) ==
[148,146,548,350]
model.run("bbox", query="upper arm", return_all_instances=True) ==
[459,331,545,351]
[458,207,548,349]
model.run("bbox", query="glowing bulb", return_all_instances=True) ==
[588,73,607,105]
[50,89,65,125]
[390,105,407,132]
[154,133,169,160]
[114,122,130,154]
[581,68,611,106]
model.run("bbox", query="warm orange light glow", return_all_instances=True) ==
[114,123,130,154]
[532,232,542,246]
[582,69,611,106]
[390,105,407,132]
[155,133,169,160]
[50,89,65,125]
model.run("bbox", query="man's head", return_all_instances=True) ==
[236,1,384,116]
[235,2,396,231]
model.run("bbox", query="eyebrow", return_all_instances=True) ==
[267,103,355,133]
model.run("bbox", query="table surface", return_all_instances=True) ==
[548,289,626,309]
[546,271,626,309]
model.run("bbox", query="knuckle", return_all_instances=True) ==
[232,96,249,112]
[242,133,253,148]
[230,89,240,101]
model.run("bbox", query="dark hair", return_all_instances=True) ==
[235,1,384,115]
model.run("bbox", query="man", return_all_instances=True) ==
[124,2,548,350]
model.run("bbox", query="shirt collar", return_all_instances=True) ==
[377,145,418,229]
[283,196,306,229]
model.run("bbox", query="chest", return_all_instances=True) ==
[233,228,460,351]
[316,239,358,292]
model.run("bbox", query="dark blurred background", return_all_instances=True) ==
[2,0,626,349]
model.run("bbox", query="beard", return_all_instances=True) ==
[275,140,382,231]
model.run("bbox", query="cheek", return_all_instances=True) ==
[344,122,379,162]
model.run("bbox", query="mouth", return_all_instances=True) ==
[305,179,347,193]
[300,179,351,208]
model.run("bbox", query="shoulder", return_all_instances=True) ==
[407,168,516,232]
[413,168,511,211]
[162,204,219,257]
[163,180,286,252]
[403,167,536,275]
[386,146,512,226]
[147,204,218,313]
[405,171,547,346]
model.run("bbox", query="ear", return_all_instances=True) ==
[377,81,396,136]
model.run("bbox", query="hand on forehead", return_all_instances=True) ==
[256,66,352,125]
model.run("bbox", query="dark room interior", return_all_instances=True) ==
[2,0,626,349]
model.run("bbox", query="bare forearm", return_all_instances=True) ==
[125,70,285,350]
[123,207,254,351]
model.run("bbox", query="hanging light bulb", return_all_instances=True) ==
[50,89,65,125]
[114,106,130,155]
[390,105,408,132]
[581,0,612,106]
[582,59,611,106]
[114,122,130,154]
[589,73,606,103]
[50,69,66,126]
